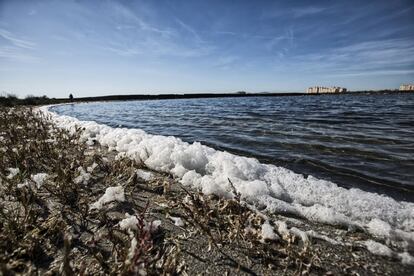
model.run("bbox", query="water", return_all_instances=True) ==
[52,93,414,202]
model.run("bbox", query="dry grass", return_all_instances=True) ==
[161,185,323,275]
[0,107,170,275]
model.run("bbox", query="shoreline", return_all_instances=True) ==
[0,107,413,274]
[2,90,413,107]
[48,98,414,203]
[41,105,414,241]
[58,90,414,103]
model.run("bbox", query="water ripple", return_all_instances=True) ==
[52,93,414,201]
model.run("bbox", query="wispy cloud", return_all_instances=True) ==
[99,2,214,59]
[0,46,39,62]
[266,28,294,51]
[0,29,36,49]
[175,18,204,44]
[109,1,173,37]
[336,4,414,28]
[262,5,331,19]
[329,69,414,77]
[0,28,38,62]
[284,38,414,76]
[334,39,414,69]
[102,38,213,58]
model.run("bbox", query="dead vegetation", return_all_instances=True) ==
[0,108,169,275]
[0,107,412,275]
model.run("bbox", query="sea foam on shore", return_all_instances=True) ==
[39,106,414,251]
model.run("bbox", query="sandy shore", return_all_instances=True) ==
[0,107,413,275]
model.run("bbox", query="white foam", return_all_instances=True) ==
[306,230,342,245]
[119,213,162,233]
[39,106,414,250]
[7,168,20,179]
[127,237,138,263]
[275,220,290,240]
[87,162,98,173]
[31,173,48,188]
[398,252,414,265]
[170,216,185,227]
[74,167,91,185]
[17,180,29,189]
[363,240,394,257]
[119,213,139,231]
[367,218,392,238]
[147,220,162,232]
[90,186,125,210]
[260,221,279,242]
[290,227,309,245]
[136,169,153,181]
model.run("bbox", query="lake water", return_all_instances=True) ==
[52,93,414,202]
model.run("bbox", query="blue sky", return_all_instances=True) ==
[0,0,413,98]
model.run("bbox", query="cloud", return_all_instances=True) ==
[175,18,204,44]
[0,29,36,49]
[283,38,414,76]
[109,1,173,37]
[100,2,214,59]
[0,29,38,62]
[0,46,39,62]
[335,39,414,67]
[102,39,214,58]
[266,28,294,51]
[262,5,330,19]
[329,69,414,78]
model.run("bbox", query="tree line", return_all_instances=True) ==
[0,93,73,107]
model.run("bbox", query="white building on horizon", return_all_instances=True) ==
[306,86,347,94]
[399,84,414,91]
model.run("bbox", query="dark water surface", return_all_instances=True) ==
[52,93,414,201]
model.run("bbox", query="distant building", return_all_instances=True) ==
[399,84,414,91]
[306,86,347,94]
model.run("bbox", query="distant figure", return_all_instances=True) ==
[69,93,74,101]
